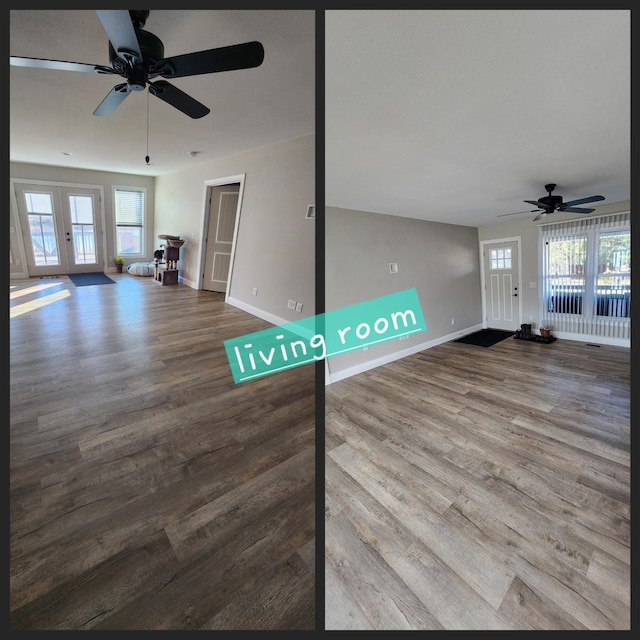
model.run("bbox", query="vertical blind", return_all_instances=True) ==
[539,212,630,341]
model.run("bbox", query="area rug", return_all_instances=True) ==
[454,328,514,347]
[68,272,115,287]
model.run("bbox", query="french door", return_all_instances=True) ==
[14,182,104,277]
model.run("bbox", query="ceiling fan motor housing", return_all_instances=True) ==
[109,28,165,89]
[539,194,563,211]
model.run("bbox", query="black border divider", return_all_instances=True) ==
[314,8,326,634]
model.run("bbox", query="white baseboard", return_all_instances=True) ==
[226,296,289,327]
[549,331,630,349]
[326,324,483,385]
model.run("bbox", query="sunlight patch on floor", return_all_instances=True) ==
[10,288,70,318]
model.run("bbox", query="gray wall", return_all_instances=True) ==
[154,133,315,322]
[326,206,482,382]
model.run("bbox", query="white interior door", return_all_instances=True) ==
[14,182,104,277]
[203,184,240,293]
[482,239,520,331]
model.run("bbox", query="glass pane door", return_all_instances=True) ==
[14,182,104,277]
[26,191,60,266]
[68,194,98,265]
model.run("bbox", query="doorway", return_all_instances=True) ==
[200,174,244,296]
[13,180,106,277]
[480,237,521,332]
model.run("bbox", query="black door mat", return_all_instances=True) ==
[454,329,514,347]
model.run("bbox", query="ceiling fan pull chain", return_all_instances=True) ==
[145,91,150,165]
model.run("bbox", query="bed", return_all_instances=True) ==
[126,262,156,276]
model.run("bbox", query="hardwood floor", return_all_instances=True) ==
[9,274,315,630]
[325,334,630,630]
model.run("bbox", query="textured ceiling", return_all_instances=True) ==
[9,10,315,177]
[325,9,631,227]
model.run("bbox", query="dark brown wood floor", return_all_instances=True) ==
[325,334,630,630]
[10,274,315,630]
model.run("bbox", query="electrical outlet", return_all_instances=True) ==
[252,288,258,296]
[287,299,296,310]
[296,302,303,313]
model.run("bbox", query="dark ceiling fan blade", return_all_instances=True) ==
[93,83,132,116]
[497,209,539,218]
[10,56,114,74]
[562,195,605,207]
[562,206,595,214]
[150,41,265,78]
[96,9,142,65]
[148,80,210,119]
[524,199,548,208]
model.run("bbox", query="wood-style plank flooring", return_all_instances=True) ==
[10,274,315,630]
[325,334,630,630]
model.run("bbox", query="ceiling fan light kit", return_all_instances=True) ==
[10,9,265,119]
[499,183,605,221]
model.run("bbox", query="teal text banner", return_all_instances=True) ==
[224,288,427,383]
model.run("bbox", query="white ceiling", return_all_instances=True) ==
[325,9,631,227]
[9,10,315,177]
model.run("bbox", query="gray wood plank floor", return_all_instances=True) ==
[10,274,315,630]
[325,335,630,630]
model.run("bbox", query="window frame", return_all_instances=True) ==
[113,185,146,259]
[538,212,630,337]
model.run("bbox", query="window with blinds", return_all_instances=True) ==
[114,187,145,256]
[539,212,630,342]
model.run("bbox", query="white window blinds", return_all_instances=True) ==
[115,189,144,227]
[539,212,630,341]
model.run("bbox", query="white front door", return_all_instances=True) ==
[203,183,240,293]
[14,182,104,277]
[482,239,520,331]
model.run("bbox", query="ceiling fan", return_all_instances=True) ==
[9,10,265,119]
[499,183,605,221]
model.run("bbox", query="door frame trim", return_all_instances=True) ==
[10,178,107,277]
[479,236,522,330]
[198,174,245,300]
